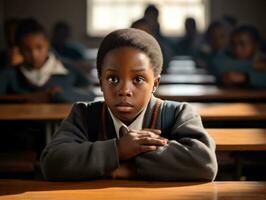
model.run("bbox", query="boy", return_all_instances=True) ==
[41,28,217,181]
[212,25,266,87]
[0,18,93,103]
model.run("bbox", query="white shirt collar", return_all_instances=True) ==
[108,106,147,138]
[20,53,68,87]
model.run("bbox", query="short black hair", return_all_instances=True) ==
[97,28,163,76]
[232,25,261,43]
[15,18,47,46]
[206,20,225,38]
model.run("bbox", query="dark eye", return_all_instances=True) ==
[133,76,145,84]
[107,75,119,84]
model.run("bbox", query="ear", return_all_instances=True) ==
[153,75,160,93]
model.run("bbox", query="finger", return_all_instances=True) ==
[138,145,157,153]
[134,130,160,137]
[138,137,167,146]
[143,128,161,135]
[129,129,160,138]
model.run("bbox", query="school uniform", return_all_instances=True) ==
[0,53,94,102]
[212,51,266,88]
[40,95,217,181]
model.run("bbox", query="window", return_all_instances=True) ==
[87,0,209,36]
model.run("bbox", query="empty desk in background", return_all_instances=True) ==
[194,103,266,128]
[160,74,216,85]
[0,180,265,200]
[155,84,266,102]
[89,74,216,86]
[207,128,266,151]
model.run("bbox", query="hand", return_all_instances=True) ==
[47,86,63,95]
[116,129,168,161]
[109,162,136,179]
[253,61,266,70]
[222,72,247,85]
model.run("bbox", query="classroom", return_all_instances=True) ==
[0,0,266,199]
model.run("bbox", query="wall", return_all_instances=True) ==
[2,0,87,44]
[210,0,266,37]
[1,0,266,48]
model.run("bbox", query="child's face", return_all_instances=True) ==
[20,33,49,69]
[232,32,257,59]
[211,26,229,50]
[99,47,160,125]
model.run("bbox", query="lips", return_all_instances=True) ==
[115,102,134,112]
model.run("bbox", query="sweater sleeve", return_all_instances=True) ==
[40,102,119,181]
[134,103,218,181]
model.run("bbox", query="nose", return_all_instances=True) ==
[31,50,39,62]
[118,81,133,97]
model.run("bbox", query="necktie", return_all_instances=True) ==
[119,125,128,138]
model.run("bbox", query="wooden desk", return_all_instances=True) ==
[2,103,265,122]
[0,104,72,121]
[208,128,266,151]
[0,104,72,142]
[197,103,266,121]
[160,74,216,85]
[0,180,265,200]
[155,84,266,102]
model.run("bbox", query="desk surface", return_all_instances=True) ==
[0,104,72,121]
[208,128,266,151]
[0,103,266,121]
[196,103,266,121]
[160,74,216,85]
[155,84,266,102]
[0,180,265,200]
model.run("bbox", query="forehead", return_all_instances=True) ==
[21,33,48,45]
[233,32,253,41]
[102,47,151,70]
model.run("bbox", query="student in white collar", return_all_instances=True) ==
[41,29,217,181]
[0,18,94,103]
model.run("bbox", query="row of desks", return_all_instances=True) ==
[91,85,266,102]
[1,103,263,121]
[0,180,265,200]
[0,103,266,151]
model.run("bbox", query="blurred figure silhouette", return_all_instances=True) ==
[0,18,94,103]
[132,4,173,73]
[0,18,23,69]
[195,20,229,71]
[212,25,266,88]
[51,21,88,60]
[175,17,202,57]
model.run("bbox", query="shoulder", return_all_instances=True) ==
[66,100,105,123]
[161,99,199,121]
[162,100,194,113]
[71,100,104,113]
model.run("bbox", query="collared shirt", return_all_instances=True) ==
[108,106,147,139]
[20,53,68,87]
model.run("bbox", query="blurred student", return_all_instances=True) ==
[132,5,173,72]
[175,17,202,57]
[0,18,23,69]
[51,21,87,60]
[196,20,229,71]
[212,25,266,87]
[0,18,94,103]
